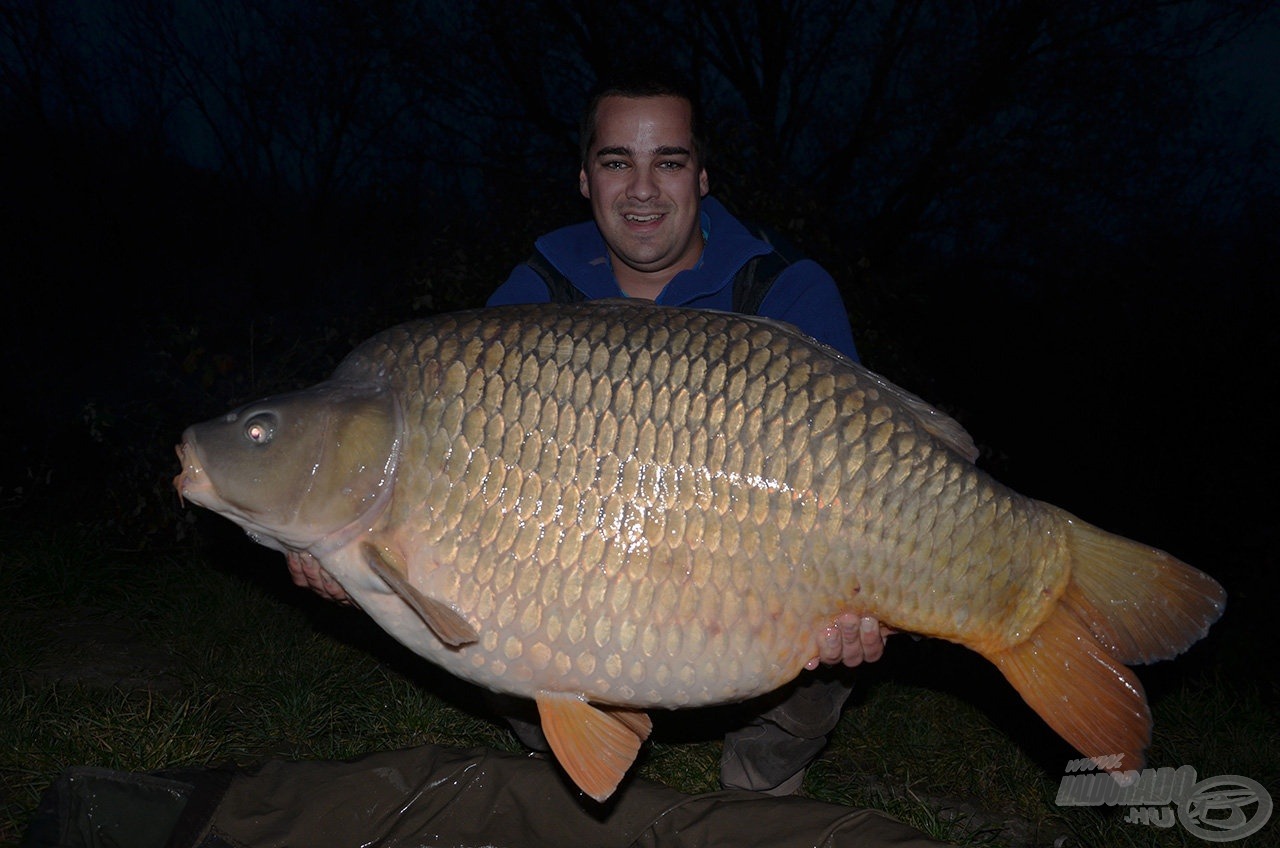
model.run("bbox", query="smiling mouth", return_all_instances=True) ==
[624,212,663,223]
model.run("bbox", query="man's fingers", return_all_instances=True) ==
[806,614,896,670]
[821,625,843,663]
[832,614,891,667]
[285,551,311,588]
[856,615,885,665]
[283,550,352,604]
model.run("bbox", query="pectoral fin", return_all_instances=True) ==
[534,692,652,802]
[362,542,478,646]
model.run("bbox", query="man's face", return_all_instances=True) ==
[580,95,710,280]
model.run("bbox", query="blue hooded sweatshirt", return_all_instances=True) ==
[486,197,859,361]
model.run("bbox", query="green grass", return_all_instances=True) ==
[2,514,1275,847]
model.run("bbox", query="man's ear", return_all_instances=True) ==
[699,167,709,197]
[579,168,590,199]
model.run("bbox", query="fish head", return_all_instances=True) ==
[174,380,400,552]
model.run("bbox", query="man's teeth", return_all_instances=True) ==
[626,214,661,222]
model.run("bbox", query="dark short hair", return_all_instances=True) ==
[579,70,707,168]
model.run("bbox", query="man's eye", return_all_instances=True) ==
[658,161,684,170]
[602,160,628,170]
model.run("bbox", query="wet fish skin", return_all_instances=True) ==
[174,301,1224,801]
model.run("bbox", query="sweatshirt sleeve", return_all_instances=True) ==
[486,263,552,306]
[756,259,860,362]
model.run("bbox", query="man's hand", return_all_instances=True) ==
[285,550,352,605]
[805,613,892,670]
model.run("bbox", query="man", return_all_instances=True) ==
[294,74,890,795]
[481,72,890,796]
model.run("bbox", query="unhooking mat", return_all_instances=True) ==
[23,743,953,847]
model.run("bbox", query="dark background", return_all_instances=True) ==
[2,1,1277,690]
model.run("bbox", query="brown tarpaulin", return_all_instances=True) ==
[25,744,954,847]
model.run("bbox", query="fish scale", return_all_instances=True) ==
[176,300,1224,802]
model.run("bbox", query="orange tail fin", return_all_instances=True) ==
[988,509,1224,771]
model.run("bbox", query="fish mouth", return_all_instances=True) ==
[170,433,294,554]
[172,438,213,507]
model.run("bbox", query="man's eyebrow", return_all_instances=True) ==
[594,145,692,159]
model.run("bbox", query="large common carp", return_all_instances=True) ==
[174,301,1224,801]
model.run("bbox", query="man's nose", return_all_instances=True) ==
[627,168,658,201]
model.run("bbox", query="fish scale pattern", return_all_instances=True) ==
[335,302,1065,707]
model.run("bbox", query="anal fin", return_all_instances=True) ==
[362,542,478,646]
[989,601,1151,773]
[535,692,652,802]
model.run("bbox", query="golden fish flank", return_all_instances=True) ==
[174,300,1224,803]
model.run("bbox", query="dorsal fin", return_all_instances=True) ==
[535,692,652,802]
[362,542,478,646]
[856,366,979,462]
[712,309,980,462]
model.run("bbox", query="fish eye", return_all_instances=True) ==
[243,413,277,445]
